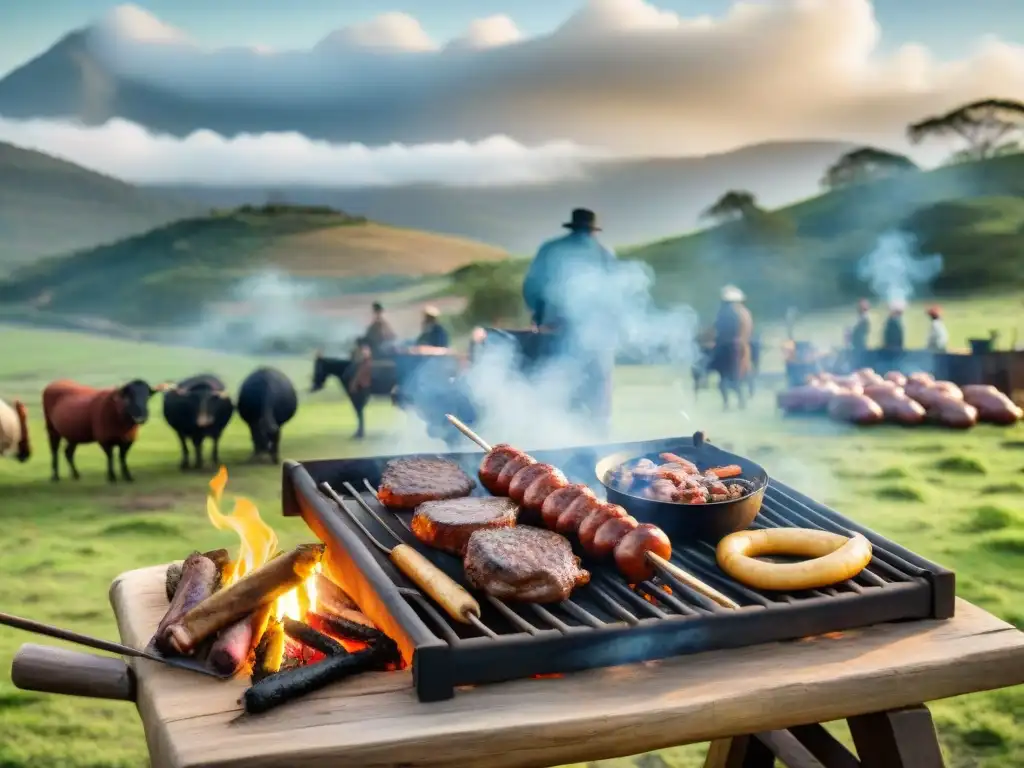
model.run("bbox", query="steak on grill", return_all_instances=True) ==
[411,497,519,556]
[377,457,475,508]
[464,526,591,603]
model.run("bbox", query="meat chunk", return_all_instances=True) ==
[411,497,519,556]
[377,457,475,508]
[464,526,591,604]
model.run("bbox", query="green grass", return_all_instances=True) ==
[1,325,1023,767]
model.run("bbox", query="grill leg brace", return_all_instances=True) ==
[702,703,945,768]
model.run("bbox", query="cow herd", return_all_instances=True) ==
[0,366,298,483]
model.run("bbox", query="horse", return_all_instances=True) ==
[310,349,399,439]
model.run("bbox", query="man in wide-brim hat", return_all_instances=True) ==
[709,284,755,410]
[521,207,618,428]
[414,305,450,349]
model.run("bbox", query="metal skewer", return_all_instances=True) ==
[443,414,741,611]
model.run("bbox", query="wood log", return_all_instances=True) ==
[165,544,323,655]
[155,553,218,655]
[251,617,285,684]
[241,646,380,715]
[282,618,347,658]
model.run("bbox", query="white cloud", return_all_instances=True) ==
[0,116,602,186]
[7,1,1024,156]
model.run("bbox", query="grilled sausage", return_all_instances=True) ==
[522,469,568,514]
[590,515,639,559]
[614,524,672,583]
[578,503,628,553]
[555,494,601,536]
[493,454,536,496]
[540,484,593,530]
[479,444,528,493]
[508,463,556,504]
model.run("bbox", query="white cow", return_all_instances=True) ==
[0,397,31,462]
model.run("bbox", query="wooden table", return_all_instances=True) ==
[85,566,1024,766]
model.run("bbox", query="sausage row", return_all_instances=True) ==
[478,444,671,583]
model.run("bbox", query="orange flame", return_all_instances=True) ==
[207,467,318,622]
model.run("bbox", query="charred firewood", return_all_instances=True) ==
[251,617,286,684]
[155,552,218,655]
[203,549,232,589]
[165,548,229,603]
[307,611,386,644]
[242,645,383,715]
[315,573,358,614]
[165,563,183,602]
[165,544,324,655]
[282,618,346,658]
[208,604,272,676]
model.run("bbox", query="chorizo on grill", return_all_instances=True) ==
[577,503,628,552]
[478,445,528,493]
[590,516,639,559]
[614,524,672,584]
[540,484,593,530]
[493,453,535,495]
[521,469,569,516]
[508,463,555,504]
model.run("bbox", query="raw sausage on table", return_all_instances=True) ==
[828,393,884,425]
[962,385,1023,425]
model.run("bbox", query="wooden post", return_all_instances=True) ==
[703,736,775,768]
[848,705,945,768]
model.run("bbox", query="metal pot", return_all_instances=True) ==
[594,432,768,543]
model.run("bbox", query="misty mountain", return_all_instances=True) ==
[149,142,853,252]
[0,140,199,271]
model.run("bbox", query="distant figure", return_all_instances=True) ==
[522,208,618,428]
[0,397,31,463]
[162,374,234,471]
[414,306,450,349]
[926,306,949,352]
[883,302,906,352]
[850,299,871,353]
[237,367,297,464]
[42,379,166,482]
[363,302,397,358]
[710,285,754,410]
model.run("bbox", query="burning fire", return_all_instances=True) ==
[207,467,319,623]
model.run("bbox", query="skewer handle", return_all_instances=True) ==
[646,553,741,610]
[11,644,136,702]
[0,611,150,659]
[445,414,492,452]
[389,545,481,624]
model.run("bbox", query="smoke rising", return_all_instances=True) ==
[394,248,701,451]
[176,270,359,355]
[856,231,944,306]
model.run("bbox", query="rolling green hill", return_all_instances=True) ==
[0,203,508,326]
[452,153,1024,329]
[0,141,199,272]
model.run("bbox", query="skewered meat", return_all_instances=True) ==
[478,444,529,493]
[464,526,590,603]
[615,524,672,583]
[521,470,569,516]
[508,463,557,504]
[591,516,639,558]
[555,494,601,535]
[411,497,519,556]
[540,484,594,530]
[578,503,628,552]
[827,393,884,425]
[493,453,535,496]
[378,457,475,508]
[962,385,1023,425]
[869,389,927,425]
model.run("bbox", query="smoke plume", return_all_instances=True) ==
[856,231,943,306]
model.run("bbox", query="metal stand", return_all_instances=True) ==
[703,704,945,768]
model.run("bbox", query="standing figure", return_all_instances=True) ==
[926,306,949,352]
[881,300,906,372]
[363,302,397,358]
[710,285,754,410]
[849,299,871,370]
[522,208,618,429]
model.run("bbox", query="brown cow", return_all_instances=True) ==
[0,397,31,463]
[43,379,168,482]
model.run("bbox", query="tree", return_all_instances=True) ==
[820,146,918,189]
[701,190,759,222]
[908,98,1024,161]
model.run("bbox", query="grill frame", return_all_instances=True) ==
[282,435,955,702]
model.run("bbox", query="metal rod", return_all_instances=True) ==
[600,577,668,619]
[528,605,572,634]
[0,612,154,661]
[445,414,492,452]
[487,597,541,635]
[635,583,701,617]
[589,585,640,625]
[671,550,769,606]
[560,600,606,628]
[467,613,500,639]
[319,483,394,554]
[397,588,463,646]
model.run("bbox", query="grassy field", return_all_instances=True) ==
[0,324,1022,767]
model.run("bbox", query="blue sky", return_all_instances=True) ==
[2,0,1022,77]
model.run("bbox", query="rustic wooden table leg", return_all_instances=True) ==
[848,705,945,768]
[703,736,775,768]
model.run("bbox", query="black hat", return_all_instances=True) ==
[562,208,601,231]
[372,302,383,312]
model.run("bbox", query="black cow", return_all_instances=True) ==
[237,367,298,463]
[310,351,396,439]
[162,374,235,471]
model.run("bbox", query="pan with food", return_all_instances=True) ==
[595,432,768,542]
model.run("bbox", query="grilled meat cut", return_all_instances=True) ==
[464,526,590,603]
[411,497,519,556]
[377,457,475,508]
